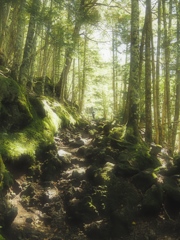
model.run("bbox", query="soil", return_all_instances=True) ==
[2,122,180,240]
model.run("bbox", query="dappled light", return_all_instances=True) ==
[0,0,180,239]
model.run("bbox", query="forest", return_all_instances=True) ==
[0,0,180,239]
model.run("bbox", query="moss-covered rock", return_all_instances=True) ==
[0,199,17,227]
[105,176,140,237]
[163,176,180,202]
[0,155,12,190]
[0,95,77,163]
[0,76,33,131]
[114,161,139,178]
[131,171,156,193]
[86,162,115,186]
[141,184,163,214]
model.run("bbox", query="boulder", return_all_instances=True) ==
[131,171,156,193]
[141,184,163,214]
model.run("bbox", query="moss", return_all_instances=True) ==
[0,155,12,190]
[0,235,5,240]
[0,95,77,163]
[129,143,161,171]
[0,76,33,131]
[0,78,77,164]
[100,162,115,182]
[109,126,126,140]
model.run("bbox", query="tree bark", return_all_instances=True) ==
[126,0,140,142]
[19,0,41,86]
[145,0,152,142]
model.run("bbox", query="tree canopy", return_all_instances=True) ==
[0,0,180,154]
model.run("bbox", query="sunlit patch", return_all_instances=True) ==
[42,99,61,132]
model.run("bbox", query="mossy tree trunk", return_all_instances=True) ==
[154,0,162,144]
[162,0,172,148]
[19,0,41,86]
[125,0,140,142]
[171,0,180,153]
[79,33,87,112]
[11,0,26,81]
[145,0,152,142]
[0,0,11,50]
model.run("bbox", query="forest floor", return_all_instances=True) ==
[2,121,180,240]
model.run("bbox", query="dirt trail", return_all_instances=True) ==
[4,127,92,240]
[2,125,180,240]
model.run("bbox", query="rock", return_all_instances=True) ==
[131,171,156,193]
[150,143,162,156]
[114,162,139,178]
[77,146,88,156]
[57,149,72,164]
[174,155,180,168]
[69,139,84,148]
[71,167,86,180]
[4,204,18,226]
[142,184,163,214]
[26,217,33,223]
[163,176,180,202]
[84,219,109,240]
[43,187,59,202]
[86,162,115,186]
[106,176,140,237]
[0,76,33,131]
[66,196,99,223]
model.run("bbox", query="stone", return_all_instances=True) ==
[57,149,72,164]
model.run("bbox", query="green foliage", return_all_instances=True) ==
[0,235,5,240]
[0,155,12,190]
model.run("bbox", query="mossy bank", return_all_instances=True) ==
[0,75,77,189]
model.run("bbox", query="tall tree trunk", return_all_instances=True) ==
[172,0,180,152]
[11,0,26,81]
[126,0,140,142]
[0,0,11,50]
[55,23,81,102]
[162,0,172,150]
[71,58,76,104]
[19,0,41,86]
[79,34,87,112]
[155,0,162,144]
[145,0,152,142]
[112,28,116,117]
[138,22,146,127]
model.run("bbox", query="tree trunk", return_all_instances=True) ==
[79,34,87,112]
[126,0,140,142]
[162,0,172,149]
[155,0,162,144]
[171,0,180,152]
[19,0,41,86]
[145,0,152,142]
[11,0,26,81]
[55,23,81,102]
[0,0,11,50]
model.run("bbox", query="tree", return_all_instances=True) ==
[171,0,180,152]
[55,0,99,102]
[144,0,152,142]
[125,0,140,142]
[11,0,26,81]
[19,0,41,86]
[154,0,162,144]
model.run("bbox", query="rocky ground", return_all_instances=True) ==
[2,121,180,240]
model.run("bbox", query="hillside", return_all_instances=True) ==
[0,76,180,240]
